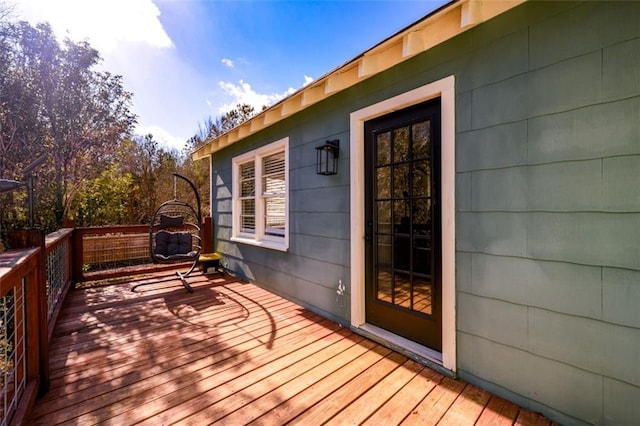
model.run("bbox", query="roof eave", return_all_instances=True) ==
[192,0,525,161]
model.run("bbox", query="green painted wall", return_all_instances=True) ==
[209,2,640,424]
[454,2,640,424]
[210,99,353,324]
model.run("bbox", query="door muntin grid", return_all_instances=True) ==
[373,118,434,317]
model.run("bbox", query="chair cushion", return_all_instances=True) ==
[159,214,184,229]
[154,230,192,257]
[175,232,192,255]
[154,230,171,256]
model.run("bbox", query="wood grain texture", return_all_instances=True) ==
[30,270,551,425]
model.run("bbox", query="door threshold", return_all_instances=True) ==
[354,324,454,378]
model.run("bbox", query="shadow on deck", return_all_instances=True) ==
[30,270,552,425]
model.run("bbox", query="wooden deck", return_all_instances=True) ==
[30,270,552,425]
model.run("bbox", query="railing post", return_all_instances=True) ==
[63,220,77,289]
[36,230,49,394]
[73,228,84,286]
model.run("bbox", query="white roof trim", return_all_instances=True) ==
[192,0,524,160]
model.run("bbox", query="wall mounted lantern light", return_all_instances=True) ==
[315,139,340,175]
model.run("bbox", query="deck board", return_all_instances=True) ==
[438,383,492,425]
[475,395,521,425]
[362,366,444,425]
[30,270,552,425]
[400,376,467,425]
[323,358,423,425]
[248,339,385,425]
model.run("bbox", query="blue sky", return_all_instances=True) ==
[15,0,448,151]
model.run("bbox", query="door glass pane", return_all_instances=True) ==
[393,126,410,162]
[413,120,431,160]
[413,276,432,315]
[376,201,391,234]
[413,237,431,275]
[376,132,391,166]
[376,166,391,199]
[393,201,410,234]
[376,234,392,267]
[393,163,410,199]
[413,198,431,235]
[394,235,410,271]
[413,160,430,197]
[394,272,411,309]
[377,268,393,303]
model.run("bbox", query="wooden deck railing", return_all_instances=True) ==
[44,229,74,341]
[73,224,153,283]
[0,217,213,424]
[0,237,46,426]
[73,217,212,283]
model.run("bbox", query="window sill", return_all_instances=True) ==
[231,236,288,252]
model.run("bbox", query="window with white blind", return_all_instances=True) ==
[232,137,289,251]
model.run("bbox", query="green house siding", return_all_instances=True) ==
[211,104,353,323]
[209,1,640,424]
[455,2,640,424]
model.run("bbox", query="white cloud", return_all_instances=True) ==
[14,0,173,53]
[221,58,234,68]
[303,75,314,86]
[216,75,313,115]
[136,125,187,152]
[218,80,295,114]
[15,0,203,152]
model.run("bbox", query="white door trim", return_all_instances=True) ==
[349,75,456,371]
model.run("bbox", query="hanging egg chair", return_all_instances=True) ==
[132,173,202,293]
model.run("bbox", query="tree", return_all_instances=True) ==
[1,13,259,235]
[40,37,136,226]
[0,19,54,232]
[181,103,258,218]
[0,19,136,232]
[194,103,256,141]
[122,134,178,224]
[72,163,135,226]
[0,20,43,180]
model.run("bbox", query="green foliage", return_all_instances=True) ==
[0,17,136,233]
[185,103,256,152]
[125,134,179,224]
[182,103,258,218]
[70,134,185,226]
[0,9,255,236]
[73,163,135,226]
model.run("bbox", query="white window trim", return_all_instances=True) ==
[231,137,289,252]
[349,76,456,372]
